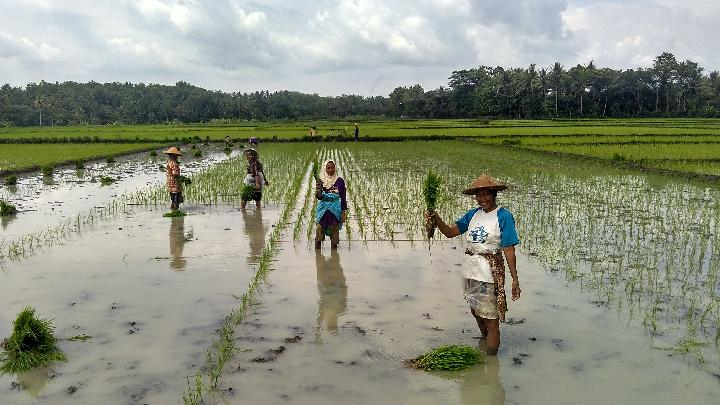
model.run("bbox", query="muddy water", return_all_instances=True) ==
[0,147,238,241]
[222,242,718,405]
[0,205,276,404]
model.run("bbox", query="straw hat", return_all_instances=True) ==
[164,146,183,156]
[462,174,508,195]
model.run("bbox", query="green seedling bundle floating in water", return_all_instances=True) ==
[423,170,442,239]
[0,307,66,374]
[407,344,484,371]
[0,200,17,216]
[163,210,187,218]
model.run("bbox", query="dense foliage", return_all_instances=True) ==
[2,52,719,127]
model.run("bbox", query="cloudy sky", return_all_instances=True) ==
[1,0,718,96]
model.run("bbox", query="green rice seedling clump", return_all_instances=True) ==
[4,175,17,186]
[74,160,85,169]
[193,150,202,158]
[178,175,192,186]
[163,210,187,218]
[149,150,158,157]
[106,156,115,164]
[41,165,53,177]
[408,344,483,371]
[0,200,18,216]
[0,307,67,374]
[311,159,320,182]
[241,184,256,201]
[423,170,442,238]
[99,176,115,185]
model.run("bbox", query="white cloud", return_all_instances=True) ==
[0,0,718,96]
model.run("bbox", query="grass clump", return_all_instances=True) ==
[311,159,320,182]
[0,307,66,374]
[149,150,158,157]
[74,160,85,170]
[4,175,17,186]
[41,165,53,177]
[423,170,442,238]
[407,344,483,371]
[106,156,115,164]
[0,200,18,216]
[99,176,115,185]
[163,210,187,218]
[193,150,202,158]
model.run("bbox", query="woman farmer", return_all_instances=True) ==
[315,160,347,250]
[164,146,183,211]
[426,174,520,355]
[241,148,269,209]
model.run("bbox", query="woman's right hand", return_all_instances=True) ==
[424,210,438,224]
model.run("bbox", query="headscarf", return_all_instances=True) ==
[321,159,339,190]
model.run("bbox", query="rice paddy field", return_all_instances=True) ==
[1,136,720,404]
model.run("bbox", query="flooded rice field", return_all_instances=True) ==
[1,141,719,404]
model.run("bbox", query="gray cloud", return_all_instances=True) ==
[1,0,717,96]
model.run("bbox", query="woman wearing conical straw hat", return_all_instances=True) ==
[164,147,183,211]
[425,174,520,356]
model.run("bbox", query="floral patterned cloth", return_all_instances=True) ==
[166,160,181,193]
[479,251,508,323]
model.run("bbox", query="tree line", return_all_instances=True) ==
[1,52,719,126]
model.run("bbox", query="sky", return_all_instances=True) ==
[1,0,718,96]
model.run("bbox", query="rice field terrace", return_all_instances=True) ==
[0,140,719,404]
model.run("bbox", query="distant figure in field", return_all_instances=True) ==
[425,174,520,355]
[224,135,232,146]
[315,160,347,250]
[249,137,259,147]
[309,126,318,138]
[164,146,183,211]
[241,148,268,209]
[353,123,359,142]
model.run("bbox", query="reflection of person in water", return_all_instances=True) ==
[242,208,266,265]
[315,251,347,335]
[169,216,187,270]
[460,355,505,405]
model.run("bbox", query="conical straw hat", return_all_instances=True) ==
[462,174,508,195]
[163,146,183,156]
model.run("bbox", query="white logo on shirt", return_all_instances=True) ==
[469,226,489,243]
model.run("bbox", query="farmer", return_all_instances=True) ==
[164,146,183,211]
[224,135,232,146]
[353,123,359,142]
[315,160,347,250]
[241,148,269,209]
[425,174,520,355]
[249,137,259,147]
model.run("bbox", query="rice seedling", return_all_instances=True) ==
[4,175,17,186]
[41,165,53,177]
[163,210,187,217]
[106,156,115,164]
[0,200,17,216]
[407,345,484,371]
[423,170,442,239]
[241,185,255,201]
[193,150,202,158]
[149,150,158,157]
[0,307,66,374]
[74,160,85,170]
[99,176,115,185]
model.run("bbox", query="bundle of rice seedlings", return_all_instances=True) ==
[0,307,66,374]
[407,344,483,371]
[241,184,256,201]
[4,175,17,186]
[0,200,17,216]
[423,170,442,239]
[163,210,187,217]
[99,176,115,185]
[178,175,192,186]
[41,165,53,177]
[311,160,320,182]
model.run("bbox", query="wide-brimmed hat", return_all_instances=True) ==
[164,146,183,156]
[462,174,508,195]
[242,148,258,157]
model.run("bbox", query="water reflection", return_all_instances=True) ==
[242,209,266,265]
[315,251,347,338]
[169,217,188,270]
[459,356,504,405]
[1,214,16,230]
[16,366,51,397]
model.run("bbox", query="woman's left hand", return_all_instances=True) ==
[511,280,521,301]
